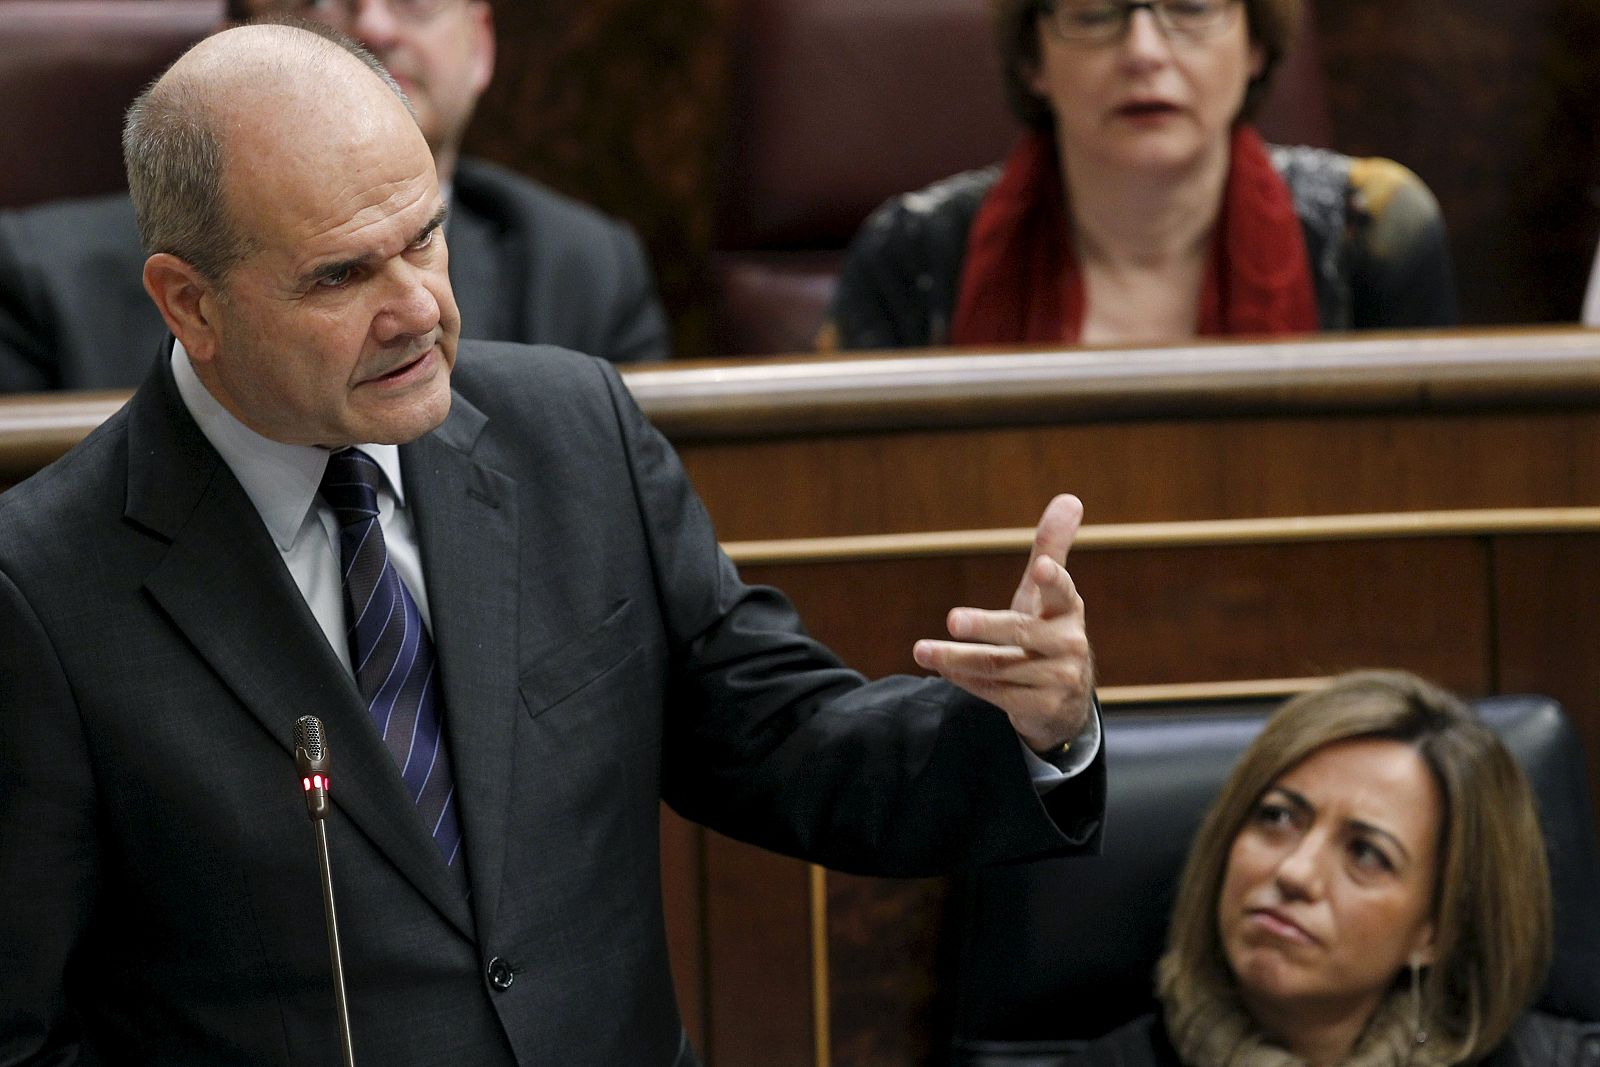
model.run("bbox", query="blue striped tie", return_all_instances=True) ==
[320,448,465,871]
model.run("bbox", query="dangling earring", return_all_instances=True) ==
[1410,958,1429,1046]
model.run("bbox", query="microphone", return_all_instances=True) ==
[292,715,356,1067]
[295,715,331,821]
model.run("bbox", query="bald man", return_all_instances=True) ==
[0,0,667,393]
[0,22,1102,1067]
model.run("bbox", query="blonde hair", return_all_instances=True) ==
[1159,670,1552,1062]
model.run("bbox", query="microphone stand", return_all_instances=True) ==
[295,716,356,1067]
[313,817,356,1067]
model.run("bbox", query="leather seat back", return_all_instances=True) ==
[0,1,220,209]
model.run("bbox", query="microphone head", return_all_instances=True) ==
[294,715,329,776]
[294,715,331,821]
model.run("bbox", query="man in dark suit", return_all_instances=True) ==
[0,23,1102,1066]
[0,0,667,393]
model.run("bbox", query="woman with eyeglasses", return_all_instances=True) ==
[823,0,1457,351]
[1068,671,1588,1067]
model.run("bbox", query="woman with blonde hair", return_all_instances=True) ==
[1072,670,1583,1066]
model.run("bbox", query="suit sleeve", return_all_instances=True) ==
[0,567,100,1065]
[597,223,670,364]
[594,362,1103,876]
[0,216,57,393]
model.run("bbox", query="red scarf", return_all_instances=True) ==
[950,125,1318,345]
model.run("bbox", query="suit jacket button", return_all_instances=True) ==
[487,957,514,990]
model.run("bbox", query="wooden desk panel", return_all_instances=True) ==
[9,330,1600,512]
[742,537,1493,691]
[679,408,1600,540]
[1494,535,1600,787]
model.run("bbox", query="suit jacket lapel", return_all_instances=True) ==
[401,390,519,944]
[126,355,474,938]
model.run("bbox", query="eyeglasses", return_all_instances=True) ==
[288,0,462,24]
[1040,0,1242,43]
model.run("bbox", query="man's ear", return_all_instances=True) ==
[467,1,496,96]
[143,253,223,364]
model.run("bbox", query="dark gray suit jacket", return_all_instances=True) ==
[0,158,668,391]
[0,341,1103,1066]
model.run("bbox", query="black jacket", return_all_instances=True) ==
[828,142,1458,350]
[0,157,668,392]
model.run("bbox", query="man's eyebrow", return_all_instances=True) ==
[415,204,449,243]
[300,250,375,289]
[298,205,450,289]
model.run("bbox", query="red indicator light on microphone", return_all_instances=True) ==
[303,777,311,792]
[313,774,324,790]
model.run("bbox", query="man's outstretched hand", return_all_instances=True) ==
[912,494,1093,754]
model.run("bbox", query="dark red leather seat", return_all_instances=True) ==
[0,1,221,209]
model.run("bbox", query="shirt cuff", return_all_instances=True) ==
[1023,695,1102,793]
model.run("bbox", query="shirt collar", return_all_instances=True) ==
[170,339,405,552]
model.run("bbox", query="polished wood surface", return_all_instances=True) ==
[6,327,1600,488]
[651,329,1600,541]
[0,390,125,486]
[723,507,1600,563]
[629,327,1600,441]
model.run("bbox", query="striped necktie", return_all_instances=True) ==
[319,447,464,870]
